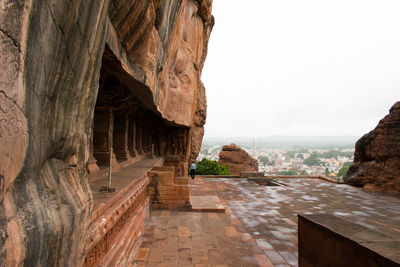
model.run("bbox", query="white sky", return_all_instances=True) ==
[202,0,400,138]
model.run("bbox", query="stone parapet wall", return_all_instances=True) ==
[194,174,338,184]
[163,155,189,177]
[240,171,265,178]
[264,175,338,184]
[85,175,151,266]
[147,167,191,210]
[195,175,242,178]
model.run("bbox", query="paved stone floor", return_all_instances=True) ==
[90,157,161,210]
[132,178,400,266]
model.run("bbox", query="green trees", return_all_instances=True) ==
[258,156,275,166]
[303,153,322,166]
[337,162,352,178]
[195,158,231,175]
[318,150,354,159]
[284,151,295,159]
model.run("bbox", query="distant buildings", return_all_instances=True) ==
[198,145,353,176]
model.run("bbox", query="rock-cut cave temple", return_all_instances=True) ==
[1,0,399,266]
[1,0,212,265]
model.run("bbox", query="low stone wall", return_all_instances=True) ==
[83,158,191,266]
[298,214,400,267]
[147,166,191,210]
[264,175,338,184]
[163,156,188,178]
[84,175,151,266]
[195,175,241,178]
[240,171,265,178]
[194,174,338,183]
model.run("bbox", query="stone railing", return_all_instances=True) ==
[84,158,164,266]
[194,174,339,184]
[263,175,338,183]
[195,175,241,178]
[84,175,150,266]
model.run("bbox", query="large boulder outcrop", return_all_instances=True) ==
[344,102,400,194]
[219,144,258,175]
[0,0,213,266]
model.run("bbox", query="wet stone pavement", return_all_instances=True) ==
[131,178,400,266]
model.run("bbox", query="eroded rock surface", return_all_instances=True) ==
[345,102,400,194]
[219,144,258,175]
[0,0,213,266]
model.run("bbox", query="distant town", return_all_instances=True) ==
[198,136,357,181]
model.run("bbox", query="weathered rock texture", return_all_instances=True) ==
[219,144,259,175]
[345,102,400,195]
[0,0,213,266]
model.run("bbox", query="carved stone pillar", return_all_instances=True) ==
[113,113,130,161]
[142,124,148,153]
[136,121,144,154]
[88,122,100,175]
[148,133,153,153]
[154,135,160,156]
[144,125,151,153]
[93,109,115,166]
[128,117,138,157]
[159,136,168,155]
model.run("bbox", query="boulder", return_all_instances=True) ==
[219,144,258,175]
[344,102,400,194]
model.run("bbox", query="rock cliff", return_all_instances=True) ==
[219,144,259,175]
[345,102,400,195]
[0,0,213,266]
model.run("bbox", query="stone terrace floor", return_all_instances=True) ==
[131,178,400,267]
[90,157,161,210]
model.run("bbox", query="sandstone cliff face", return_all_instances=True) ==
[108,0,212,127]
[106,0,212,168]
[219,144,259,175]
[345,102,400,195]
[1,2,109,266]
[189,80,207,163]
[0,0,213,266]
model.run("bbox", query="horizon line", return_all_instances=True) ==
[204,135,361,138]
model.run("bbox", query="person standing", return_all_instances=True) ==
[189,161,197,179]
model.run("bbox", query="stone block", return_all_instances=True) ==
[154,176,174,186]
[153,171,174,179]
[174,177,189,185]
[148,166,191,210]
[298,214,400,267]
[152,166,175,172]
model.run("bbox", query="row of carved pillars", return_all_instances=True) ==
[88,108,158,169]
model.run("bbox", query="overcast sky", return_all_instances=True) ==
[202,0,400,139]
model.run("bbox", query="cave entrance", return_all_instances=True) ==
[87,47,190,208]
[88,70,163,179]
